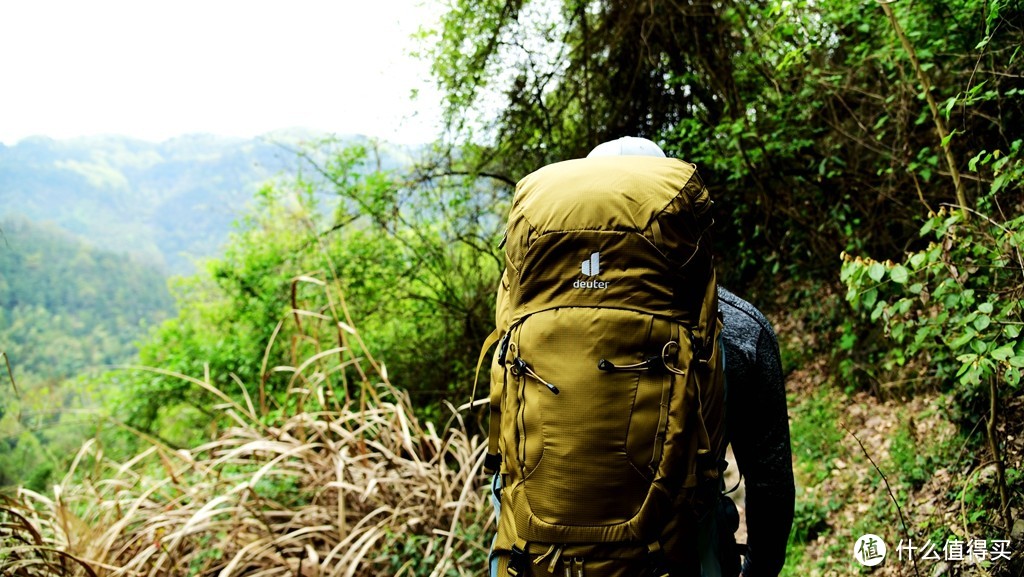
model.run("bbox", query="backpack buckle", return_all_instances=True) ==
[644,542,671,577]
[484,453,502,474]
[507,544,529,576]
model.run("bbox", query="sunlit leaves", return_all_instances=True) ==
[842,195,1024,396]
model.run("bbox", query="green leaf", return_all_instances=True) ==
[992,345,1015,361]
[890,265,909,284]
[1006,367,1021,387]
[840,261,857,283]
[1006,325,1022,339]
[941,129,959,148]
[868,262,886,282]
[969,151,987,171]
[840,332,857,351]
[956,357,975,377]
[1009,356,1024,368]
[862,288,878,310]
[897,298,913,315]
[871,300,886,322]
[971,339,990,355]
[949,332,975,350]
[993,173,1009,194]
[979,302,994,314]
[961,366,983,386]
[943,95,958,120]
[974,315,991,331]
[846,287,859,304]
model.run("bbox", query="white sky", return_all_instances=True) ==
[0,0,444,145]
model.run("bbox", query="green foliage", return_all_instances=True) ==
[841,140,1022,544]
[788,492,834,545]
[110,176,326,438]
[841,186,1023,401]
[424,0,1024,292]
[888,416,960,490]
[377,521,490,576]
[111,138,505,441]
[788,389,844,484]
[311,140,505,417]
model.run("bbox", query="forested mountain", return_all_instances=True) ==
[0,217,176,487]
[0,218,174,378]
[0,132,304,274]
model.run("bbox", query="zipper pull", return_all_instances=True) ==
[512,357,559,395]
[597,356,660,372]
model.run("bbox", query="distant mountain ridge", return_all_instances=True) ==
[0,130,344,274]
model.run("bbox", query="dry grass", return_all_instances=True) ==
[0,274,492,576]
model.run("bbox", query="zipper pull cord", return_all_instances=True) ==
[512,357,560,395]
[597,356,659,372]
[660,341,686,376]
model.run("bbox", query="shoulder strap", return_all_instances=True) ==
[471,328,501,406]
[471,328,505,474]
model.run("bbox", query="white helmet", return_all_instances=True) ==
[587,136,666,158]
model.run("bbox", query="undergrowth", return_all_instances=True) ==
[780,361,1021,575]
[0,275,492,576]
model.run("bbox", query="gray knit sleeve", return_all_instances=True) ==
[718,287,795,577]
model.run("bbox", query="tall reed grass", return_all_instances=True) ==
[1,273,492,576]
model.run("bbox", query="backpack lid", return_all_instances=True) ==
[512,155,699,234]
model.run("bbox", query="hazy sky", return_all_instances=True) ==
[0,0,444,145]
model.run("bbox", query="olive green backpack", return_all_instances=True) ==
[483,155,726,577]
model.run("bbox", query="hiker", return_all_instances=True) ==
[484,137,793,577]
[588,137,796,577]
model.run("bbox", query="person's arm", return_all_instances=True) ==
[731,325,795,577]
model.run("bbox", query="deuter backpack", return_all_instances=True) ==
[483,154,726,577]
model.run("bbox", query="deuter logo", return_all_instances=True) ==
[574,251,610,289]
